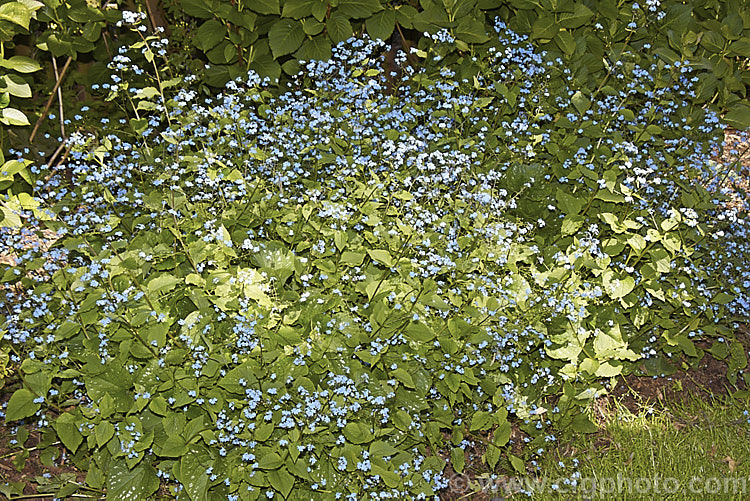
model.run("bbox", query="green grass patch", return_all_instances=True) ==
[515,394,750,500]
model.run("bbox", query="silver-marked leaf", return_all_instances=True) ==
[107,460,159,501]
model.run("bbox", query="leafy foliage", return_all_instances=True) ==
[159,0,750,120]
[1,15,749,501]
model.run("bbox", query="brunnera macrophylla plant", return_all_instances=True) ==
[1,19,749,500]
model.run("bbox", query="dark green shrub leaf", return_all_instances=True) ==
[179,0,215,19]
[248,0,280,15]
[723,102,750,130]
[559,3,594,29]
[455,17,490,43]
[296,36,332,61]
[531,15,558,40]
[327,12,354,44]
[258,452,284,470]
[554,30,576,55]
[282,0,313,18]
[337,0,383,19]
[194,19,226,51]
[366,9,395,41]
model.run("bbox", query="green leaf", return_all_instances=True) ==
[371,464,401,487]
[248,0,280,14]
[179,0,214,18]
[16,0,43,12]
[723,102,750,130]
[107,460,159,501]
[268,468,295,498]
[595,361,622,377]
[178,445,213,500]
[269,19,306,58]
[531,15,558,40]
[729,38,750,57]
[95,421,115,447]
[369,441,399,457]
[301,18,325,36]
[258,451,284,469]
[249,53,281,83]
[296,36,332,61]
[559,3,594,29]
[343,421,373,444]
[391,368,415,388]
[5,388,40,421]
[147,274,181,295]
[0,2,32,30]
[0,55,41,73]
[713,292,734,305]
[311,0,328,21]
[508,453,525,474]
[86,367,133,413]
[485,441,501,469]
[337,0,383,18]
[469,411,493,431]
[194,19,226,51]
[571,90,590,115]
[455,17,489,43]
[341,251,365,266]
[326,12,354,44]
[554,30,576,55]
[53,412,83,453]
[82,21,102,42]
[367,249,393,267]
[394,4,417,28]
[494,420,511,446]
[451,447,465,473]
[0,74,31,98]
[602,270,635,299]
[365,9,395,41]
[556,188,584,215]
[159,435,188,457]
[571,414,598,433]
[0,159,31,183]
[282,0,313,18]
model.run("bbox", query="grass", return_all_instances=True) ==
[450,391,750,500]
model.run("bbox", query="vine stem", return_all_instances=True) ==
[51,56,65,139]
[29,56,72,143]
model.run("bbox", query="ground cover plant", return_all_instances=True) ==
[1,11,749,500]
